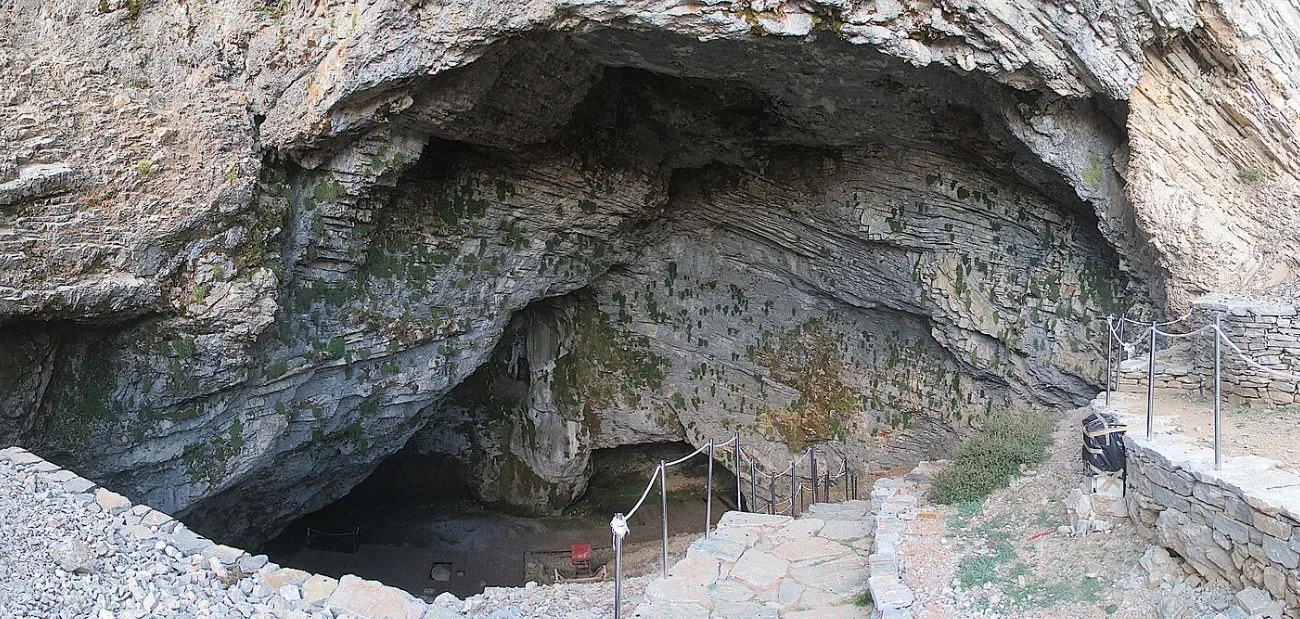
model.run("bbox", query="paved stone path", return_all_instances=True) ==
[631,501,875,618]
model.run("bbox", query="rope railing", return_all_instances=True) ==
[1119,310,1195,327]
[609,434,859,619]
[1105,311,1300,472]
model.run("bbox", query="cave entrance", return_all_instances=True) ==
[260,441,736,599]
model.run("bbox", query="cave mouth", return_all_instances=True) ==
[260,441,736,599]
[90,26,1131,552]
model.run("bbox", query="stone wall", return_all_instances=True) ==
[1114,407,1299,614]
[1116,296,1300,406]
[1197,296,1300,406]
[868,475,919,618]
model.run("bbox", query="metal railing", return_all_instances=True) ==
[608,434,858,618]
[1104,312,1300,471]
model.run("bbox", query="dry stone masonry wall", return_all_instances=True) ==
[1117,296,1300,406]
[1105,402,1300,615]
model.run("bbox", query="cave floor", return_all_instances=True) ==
[266,443,737,599]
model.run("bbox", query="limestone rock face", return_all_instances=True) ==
[1,0,1295,543]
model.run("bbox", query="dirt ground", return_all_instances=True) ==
[900,406,1239,618]
[1107,390,1300,473]
[264,442,733,599]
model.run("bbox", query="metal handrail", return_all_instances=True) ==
[609,438,858,619]
[1105,312,1300,473]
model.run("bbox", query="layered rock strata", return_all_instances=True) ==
[2,0,1297,543]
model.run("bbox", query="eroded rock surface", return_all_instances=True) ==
[1,0,1296,544]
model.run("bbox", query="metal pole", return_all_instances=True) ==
[1147,326,1156,438]
[659,461,668,578]
[843,458,849,502]
[810,448,819,505]
[734,432,742,512]
[789,460,796,516]
[823,469,830,501]
[1214,313,1222,470]
[613,513,624,619]
[1106,316,1114,406]
[1119,313,1126,348]
[705,440,713,538]
[749,457,756,514]
[769,475,776,515]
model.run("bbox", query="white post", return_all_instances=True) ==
[1105,316,1114,406]
[659,462,668,578]
[611,514,627,619]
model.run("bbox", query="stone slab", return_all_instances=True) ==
[729,549,790,589]
[630,602,710,619]
[716,512,792,529]
[688,535,748,563]
[790,553,868,595]
[328,574,425,619]
[302,573,338,605]
[772,537,850,563]
[819,519,873,541]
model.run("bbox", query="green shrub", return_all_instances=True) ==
[1238,167,1264,183]
[928,410,1054,504]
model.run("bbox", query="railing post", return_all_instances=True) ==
[1214,313,1223,470]
[823,469,830,501]
[1147,326,1156,438]
[1105,315,1114,406]
[843,458,849,501]
[611,513,626,619]
[659,461,669,578]
[789,460,796,517]
[705,440,714,538]
[734,432,742,512]
[769,474,776,515]
[1119,313,1127,348]
[810,448,819,505]
[749,456,756,514]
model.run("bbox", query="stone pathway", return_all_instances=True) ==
[631,501,875,618]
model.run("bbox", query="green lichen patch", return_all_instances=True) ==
[552,298,668,419]
[752,319,860,449]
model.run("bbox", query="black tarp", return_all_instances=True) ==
[1082,412,1127,475]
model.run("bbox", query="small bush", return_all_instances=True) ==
[854,590,872,607]
[1238,167,1264,183]
[928,410,1054,504]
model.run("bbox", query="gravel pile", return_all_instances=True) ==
[423,575,651,619]
[0,453,328,619]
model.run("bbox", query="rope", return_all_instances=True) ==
[1152,324,1216,339]
[663,443,711,468]
[624,464,661,520]
[1108,319,1147,348]
[1121,311,1194,327]
[1217,328,1300,382]
[306,527,358,537]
